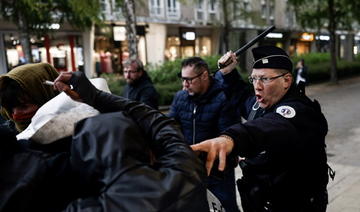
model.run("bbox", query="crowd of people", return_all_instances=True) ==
[0,45,332,212]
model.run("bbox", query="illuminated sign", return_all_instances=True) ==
[315,35,330,41]
[300,33,314,41]
[113,26,126,41]
[182,31,196,40]
[266,33,283,39]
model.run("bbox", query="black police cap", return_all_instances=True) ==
[252,46,293,72]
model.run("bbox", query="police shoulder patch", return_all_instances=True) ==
[276,105,296,118]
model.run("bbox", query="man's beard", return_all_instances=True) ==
[126,79,134,84]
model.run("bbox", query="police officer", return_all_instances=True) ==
[192,46,330,212]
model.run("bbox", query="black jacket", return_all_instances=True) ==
[219,70,329,212]
[65,71,210,211]
[0,128,75,212]
[168,78,239,145]
[123,71,159,109]
[0,72,209,212]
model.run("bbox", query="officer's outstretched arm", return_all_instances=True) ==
[191,136,234,175]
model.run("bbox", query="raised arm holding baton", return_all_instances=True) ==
[218,25,276,71]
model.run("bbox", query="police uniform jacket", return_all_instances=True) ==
[219,70,329,211]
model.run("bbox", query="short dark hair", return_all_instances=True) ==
[181,57,209,75]
[0,78,32,112]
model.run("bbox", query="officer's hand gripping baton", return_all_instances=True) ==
[218,25,276,69]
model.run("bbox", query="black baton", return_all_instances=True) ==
[218,25,276,69]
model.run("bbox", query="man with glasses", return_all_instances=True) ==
[192,46,330,212]
[123,59,159,109]
[168,56,241,212]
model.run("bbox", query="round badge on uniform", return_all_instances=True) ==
[276,105,296,118]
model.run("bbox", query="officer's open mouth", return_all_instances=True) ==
[256,94,263,102]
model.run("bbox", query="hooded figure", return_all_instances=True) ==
[0,63,59,132]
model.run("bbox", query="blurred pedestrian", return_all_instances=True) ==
[295,59,308,85]
[192,46,331,212]
[123,58,159,109]
[168,56,241,212]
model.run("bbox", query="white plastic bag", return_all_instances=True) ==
[16,78,110,143]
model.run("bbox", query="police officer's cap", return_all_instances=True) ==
[252,46,293,72]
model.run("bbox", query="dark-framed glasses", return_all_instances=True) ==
[178,71,204,84]
[248,73,287,84]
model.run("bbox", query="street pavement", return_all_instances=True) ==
[235,75,360,211]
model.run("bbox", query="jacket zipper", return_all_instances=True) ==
[192,105,197,144]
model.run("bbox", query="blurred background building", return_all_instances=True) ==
[1,0,360,76]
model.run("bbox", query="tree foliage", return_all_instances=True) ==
[61,0,103,30]
[288,0,360,83]
[0,0,102,63]
[0,0,102,33]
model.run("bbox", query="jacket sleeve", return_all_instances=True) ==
[217,99,241,133]
[65,71,209,211]
[65,112,209,212]
[69,72,181,146]
[223,112,300,159]
[215,70,251,119]
[167,92,179,119]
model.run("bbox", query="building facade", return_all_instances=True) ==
[0,0,358,76]
[0,19,95,76]
[93,0,223,76]
[96,0,357,74]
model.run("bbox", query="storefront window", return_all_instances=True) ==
[165,36,180,61]
[94,36,116,75]
[296,41,311,55]
[195,36,211,56]
[165,34,212,60]
[94,25,147,75]
[181,46,195,57]
[354,36,360,55]
[3,33,83,72]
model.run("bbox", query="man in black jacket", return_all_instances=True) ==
[192,46,330,212]
[123,59,159,109]
[52,71,209,211]
[0,71,209,212]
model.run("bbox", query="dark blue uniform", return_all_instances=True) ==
[217,70,329,212]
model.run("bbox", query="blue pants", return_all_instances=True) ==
[206,168,240,212]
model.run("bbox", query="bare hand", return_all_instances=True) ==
[191,136,234,175]
[53,72,82,102]
[218,51,238,75]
